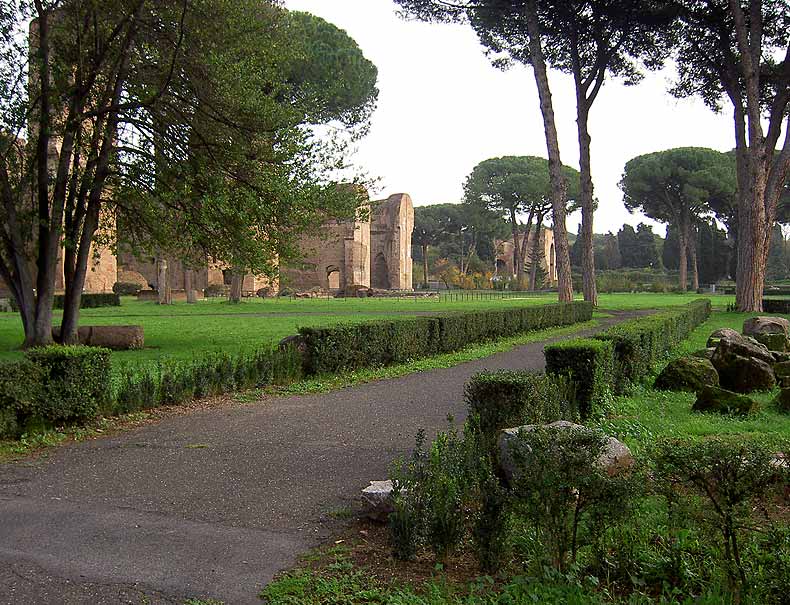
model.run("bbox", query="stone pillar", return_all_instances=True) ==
[185,269,197,303]
[229,272,242,303]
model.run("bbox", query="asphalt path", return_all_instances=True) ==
[0,310,647,605]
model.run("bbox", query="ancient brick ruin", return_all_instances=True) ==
[281,193,414,293]
[495,227,558,285]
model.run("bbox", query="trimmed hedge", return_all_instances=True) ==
[112,345,304,415]
[544,338,614,419]
[9,293,121,312]
[299,302,593,375]
[465,370,578,445]
[25,346,112,424]
[0,360,45,439]
[763,299,790,314]
[594,298,711,392]
[543,300,712,416]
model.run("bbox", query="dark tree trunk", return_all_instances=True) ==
[422,244,429,289]
[576,105,598,306]
[229,272,243,303]
[689,225,700,291]
[529,216,544,291]
[185,269,197,303]
[678,207,689,292]
[525,0,573,302]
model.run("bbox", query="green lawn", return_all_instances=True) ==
[0,292,722,371]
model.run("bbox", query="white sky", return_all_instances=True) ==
[284,0,737,236]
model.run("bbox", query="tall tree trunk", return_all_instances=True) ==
[689,225,700,292]
[678,208,689,292]
[524,0,573,302]
[60,202,100,343]
[510,209,525,290]
[422,244,430,289]
[576,105,598,306]
[736,167,770,311]
[185,269,197,303]
[157,258,172,305]
[529,218,544,290]
[229,272,243,303]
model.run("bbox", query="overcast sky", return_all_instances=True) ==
[284,0,737,236]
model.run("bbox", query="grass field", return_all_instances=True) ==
[0,292,723,370]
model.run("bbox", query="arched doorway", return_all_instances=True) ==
[372,252,391,289]
[326,266,341,290]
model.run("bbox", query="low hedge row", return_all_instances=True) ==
[763,299,790,314]
[112,346,303,415]
[299,302,593,375]
[0,346,111,438]
[8,293,121,312]
[0,343,303,440]
[544,299,712,417]
[465,370,578,449]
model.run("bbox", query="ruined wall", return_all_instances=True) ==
[370,194,414,291]
[282,216,371,291]
[495,227,557,284]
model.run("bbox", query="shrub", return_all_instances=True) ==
[506,425,639,572]
[0,360,45,438]
[112,282,141,296]
[653,438,788,600]
[300,302,593,375]
[544,339,614,419]
[465,370,577,446]
[472,471,511,572]
[204,284,225,298]
[25,346,111,424]
[389,430,429,561]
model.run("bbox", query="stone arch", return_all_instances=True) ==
[326,265,341,290]
[372,252,391,289]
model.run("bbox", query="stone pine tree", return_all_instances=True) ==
[394,0,573,301]
[463,156,579,289]
[620,147,736,291]
[0,1,377,346]
[669,0,790,311]
[467,1,674,305]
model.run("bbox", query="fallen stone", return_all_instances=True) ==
[715,353,776,393]
[773,361,790,388]
[743,316,790,338]
[52,325,144,350]
[693,386,760,416]
[497,420,634,486]
[707,328,740,349]
[712,334,774,366]
[361,480,395,522]
[753,333,790,352]
[278,334,307,356]
[654,357,719,392]
[773,389,790,414]
[691,348,717,360]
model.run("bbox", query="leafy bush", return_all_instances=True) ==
[506,426,639,572]
[653,438,788,601]
[300,302,593,375]
[112,282,141,296]
[465,370,577,446]
[544,339,614,419]
[25,346,111,424]
[389,430,429,561]
[764,298,790,314]
[0,360,45,438]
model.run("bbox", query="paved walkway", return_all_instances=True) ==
[0,311,645,605]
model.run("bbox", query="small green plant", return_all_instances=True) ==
[653,438,788,601]
[507,426,638,572]
[389,429,429,561]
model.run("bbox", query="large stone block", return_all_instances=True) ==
[693,386,760,416]
[52,325,144,350]
[654,356,719,392]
